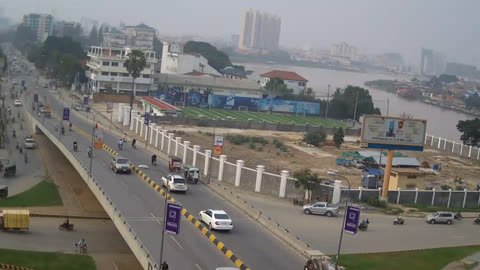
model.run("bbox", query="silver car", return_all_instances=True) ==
[303,202,339,217]
[426,212,454,225]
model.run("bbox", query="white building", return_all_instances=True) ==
[330,42,357,60]
[124,24,155,50]
[160,41,221,76]
[86,46,157,95]
[260,70,308,95]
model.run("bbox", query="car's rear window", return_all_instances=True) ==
[25,139,34,143]
[214,214,230,220]
[117,159,128,164]
[173,178,185,184]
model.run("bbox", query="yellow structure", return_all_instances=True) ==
[1,210,30,229]
[388,168,425,190]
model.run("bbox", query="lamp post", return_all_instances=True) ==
[328,171,351,270]
[88,112,100,178]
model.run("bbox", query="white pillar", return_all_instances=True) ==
[477,148,480,160]
[149,123,156,144]
[452,142,455,153]
[192,145,200,167]
[431,188,436,206]
[460,144,464,156]
[469,145,472,158]
[255,165,265,193]
[463,189,468,208]
[218,155,226,181]
[183,141,190,164]
[332,180,341,204]
[443,139,447,150]
[135,117,140,134]
[414,188,419,204]
[235,160,244,187]
[358,187,363,201]
[424,133,428,145]
[431,136,434,146]
[167,133,174,155]
[160,130,166,151]
[175,137,182,156]
[117,104,124,122]
[437,137,441,149]
[127,108,134,128]
[279,170,289,198]
[204,150,211,176]
[397,188,401,204]
[447,189,452,208]
[154,127,160,148]
[144,124,149,141]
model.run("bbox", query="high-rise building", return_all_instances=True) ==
[420,48,445,76]
[22,13,54,42]
[238,9,281,52]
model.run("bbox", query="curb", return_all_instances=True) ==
[0,263,34,270]
[30,213,110,220]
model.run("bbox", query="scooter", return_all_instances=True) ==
[393,216,405,225]
[358,219,370,231]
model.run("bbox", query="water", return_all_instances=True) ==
[243,62,474,140]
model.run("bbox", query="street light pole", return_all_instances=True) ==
[207,121,216,184]
[159,189,168,269]
[89,113,97,178]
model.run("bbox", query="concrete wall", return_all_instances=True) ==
[424,134,480,162]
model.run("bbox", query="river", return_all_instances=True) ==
[242,62,474,140]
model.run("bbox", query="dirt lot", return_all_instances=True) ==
[165,125,480,189]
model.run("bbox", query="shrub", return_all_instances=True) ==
[197,130,202,134]
[455,185,465,191]
[440,184,452,190]
[251,136,268,145]
[333,127,345,148]
[249,143,256,149]
[303,130,326,146]
[205,132,213,136]
[273,139,286,149]
[367,197,387,208]
[226,134,250,145]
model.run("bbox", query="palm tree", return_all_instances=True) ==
[125,50,146,125]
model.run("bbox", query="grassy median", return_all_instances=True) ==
[337,245,480,270]
[0,248,95,270]
[0,179,63,207]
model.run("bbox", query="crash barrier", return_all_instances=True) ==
[101,145,251,270]
[26,111,158,270]
[330,183,480,208]
[0,263,33,270]
[425,133,480,161]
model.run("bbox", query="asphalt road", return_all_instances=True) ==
[13,52,305,269]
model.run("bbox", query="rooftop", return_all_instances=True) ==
[260,70,308,82]
[391,168,425,175]
[220,67,247,78]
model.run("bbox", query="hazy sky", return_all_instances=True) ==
[1,0,479,66]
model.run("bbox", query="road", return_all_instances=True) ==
[12,51,305,269]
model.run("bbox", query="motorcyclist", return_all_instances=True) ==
[118,138,124,150]
[69,122,73,131]
[12,130,16,137]
[87,146,92,158]
[132,138,136,148]
[61,126,65,135]
[73,141,78,151]
[151,154,157,165]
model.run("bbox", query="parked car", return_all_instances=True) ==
[426,212,454,224]
[162,174,187,192]
[303,202,339,217]
[110,156,131,174]
[24,137,36,149]
[199,209,233,231]
[73,105,83,111]
[14,100,22,107]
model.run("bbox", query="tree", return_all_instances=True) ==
[88,25,98,46]
[457,118,480,146]
[265,78,294,97]
[183,41,232,71]
[98,25,104,45]
[329,85,381,120]
[153,35,163,56]
[303,130,326,146]
[293,169,321,203]
[465,93,480,110]
[333,128,344,148]
[125,50,147,124]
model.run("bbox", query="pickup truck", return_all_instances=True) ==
[303,202,339,217]
[162,174,187,192]
[111,156,131,174]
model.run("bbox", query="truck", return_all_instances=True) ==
[162,174,187,192]
[0,210,30,230]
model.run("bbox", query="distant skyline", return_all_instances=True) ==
[1,0,479,67]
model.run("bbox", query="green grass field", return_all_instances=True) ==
[182,107,345,128]
[0,179,63,207]
[0,248,96,270]
[337,245,480,270]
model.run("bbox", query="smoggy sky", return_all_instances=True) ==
[1,0,479,66]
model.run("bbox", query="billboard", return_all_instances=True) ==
[345,206,360,235]
[258,99,320,115]
[165,203,182,234]
[361,115,427,151]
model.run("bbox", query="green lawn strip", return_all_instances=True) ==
[403,203,480,213]
[0,179,63,207]
[336,245,480,270]
[0,248,96,270]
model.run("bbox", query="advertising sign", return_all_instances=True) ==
[94,130,104,149]
[83,96,89,105]
[345,206,360,235]
[361,115,427,151]
[144,112,150,125]
[63,107,70,121]
[34,94,38,102]
[213,135,224,155]
[165,203,182,235]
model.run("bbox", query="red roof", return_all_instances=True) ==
[260,70,308,82]
[141,97,180,111]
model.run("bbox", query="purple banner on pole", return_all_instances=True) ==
[345,206,360,235]
[83,96,89,105]
[144,112,150,125]
[165,203,181,235]
[63,107,70,121]
[34,94,38,102]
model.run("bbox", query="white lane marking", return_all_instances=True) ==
[170,235,184,250]
[195,263,202,270]
[150,212,163,225]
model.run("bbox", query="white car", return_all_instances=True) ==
[14,100,22,106]
[199,209,233,231]
[24,137,36,149]
[162,174,187,192]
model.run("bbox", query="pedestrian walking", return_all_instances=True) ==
[161,261,168,270]
[74,242,79,253]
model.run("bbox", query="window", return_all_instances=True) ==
[142,74,150,78]
[110,72,118,76]
[407,175,417,179]
[102,61,110,66]
[214,214,230,220]
[298,82,306,87]
[111,62,119,67]
[101,72,109,76]
[122,73,129,77]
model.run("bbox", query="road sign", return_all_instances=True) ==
[213,135,224,155]
[344,206,360,235]
[165,203,181,235]
[83,96,89,105]
[360,115,427,151]
[34,94,38,102]
[144,112,150,125]
[63,107,70,121]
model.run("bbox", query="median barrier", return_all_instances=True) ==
[0,263,33,270]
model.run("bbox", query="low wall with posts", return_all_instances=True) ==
[424,133,480,161]
[129,115,305,199]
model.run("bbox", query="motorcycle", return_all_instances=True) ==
[393,216,405,225]
[454,212,462,220]
[58,222,74,231]
[474,217,480,225]
[358,219,370,231]
[12,130,16,138]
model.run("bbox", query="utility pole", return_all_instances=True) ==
[159,189,168,269]
[386,98,390,116]
[207,122,216,184]
[325,85,330,118]
[353,90,359,126]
